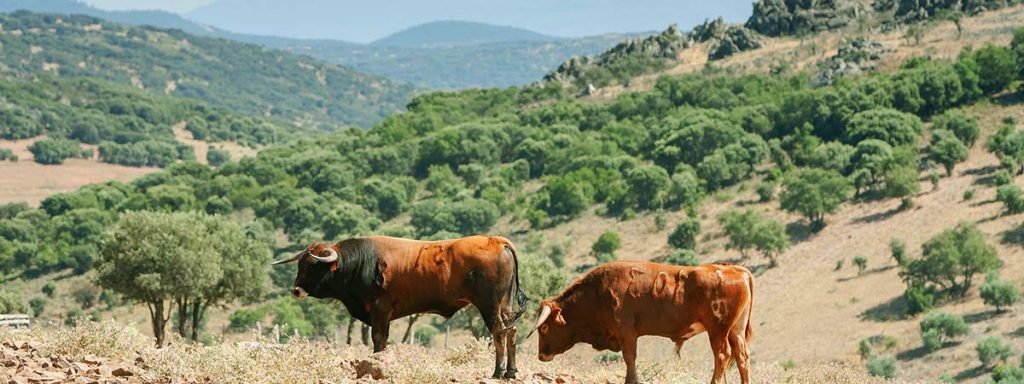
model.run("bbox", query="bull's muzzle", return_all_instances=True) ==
[291,286,308,299]
[538,353,554,362]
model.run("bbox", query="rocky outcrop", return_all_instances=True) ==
[813,38,892,85]
[692,18,764,61]
[746,0,867,37]
[894,0,1023,22]
[542,25,687,84]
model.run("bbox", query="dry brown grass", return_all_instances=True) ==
[0,322,926,384]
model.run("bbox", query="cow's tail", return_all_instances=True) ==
[744,268,755,344]
[502,239,529,331]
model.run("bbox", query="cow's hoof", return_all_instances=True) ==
[491,371,503,380]
[502,369,518,380]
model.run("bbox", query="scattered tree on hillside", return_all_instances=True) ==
[900,222,1001,300]
[668,217,701,251]
[980,272,1021,312]
[919,311,968,352]
[933,110,980,148]
[929,130,969,176]
[592,231,621,263]
[977,336,1015,367]
[780,168,852,230]
[206,147,231,167]
[974,44,1016,94]
[997,185,1024,215]
[719,209,789,266]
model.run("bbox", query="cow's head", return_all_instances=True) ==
[530,300,571,362]
[271,242,339,299]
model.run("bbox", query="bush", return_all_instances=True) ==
[929,130,968,176]
[994,171,1014,186]
[853,255,868,275]
[977,336,1014,367]
[41,283,56,298]
[665,249,700,266]
[228,309,263,332]
[963,188,975,201]
[933,110,980,148]
[975,44,1016,94]
[905,285,936,315]
[980,273,1021,312]
[413,326,437,347]
[901,222,1000,298]
[0,148,16,162]
[756,182,775,202]
[668,217,700,251]
[997,185,1024,214]
[866,354,897,378]
[780,168,852,229]
[206,147,231,167]
[28,138,92,165]
[28,297,46,317]
[890,239,907,266]
[858,338,873,359]
[919,311,968,349]
[992,364,1024,383]
[592,231,622,257]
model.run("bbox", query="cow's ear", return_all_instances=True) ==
[553,308,566,325]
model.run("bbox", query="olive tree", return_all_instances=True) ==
[932,110,980,148]
[719,209,789,266]
[980,273,1021,312]
[929,130,969,177]
[900,222,1001,299]
[780,168,852,230]
[97,211,270,346]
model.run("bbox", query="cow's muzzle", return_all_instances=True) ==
[538,353,554,362]
[291,287,308,299]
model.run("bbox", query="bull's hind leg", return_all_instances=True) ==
[503,309,518,379]
[727,332,750,384]
[476,303,507,379]
[708,332,730,384]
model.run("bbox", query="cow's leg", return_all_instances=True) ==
[728,332,750,384]
[503,323,518,379]
[708,332,730,384]
[476,303,506,379]
[621,332,639,384]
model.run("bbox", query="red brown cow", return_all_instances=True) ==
[272,235,528,379]
[529,261,754,384]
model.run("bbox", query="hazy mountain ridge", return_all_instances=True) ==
[0,10,414,128]
[371,20,557,47]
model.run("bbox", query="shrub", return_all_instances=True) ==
[866,354,897,378]
[933,110,980,148]
[919,311,968,349]
[992,364,1024,383]
[780,168,852,229]
[0,148,16,162]
[980,273,1021,312]
[719,209,789,266]
[414,326,437,347]
[963,188,975,201]
[547,244,566,268]
[228,309,263,332]
[28,297,46,317]
[977,336,1014,367]
[28,138,92,165]
[975,44,1016,94]
[859,338,873,359]
[890,239,907,266]
[654,211,667,231]
[756,182,775,202]
[994,171,1014,186]
[665,249,699,266]
[901,222,1000,298]
[41,283,56,298]
[997,185,1024,214]
[592,231,621,256]
[905,285,936,315]
[668,217,700,250]
[853,255,868,275]
[206,147,231,167]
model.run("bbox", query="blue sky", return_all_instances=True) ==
[84,0,756,43]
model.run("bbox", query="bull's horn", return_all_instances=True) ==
[271,251,303,265]
[525,304,552,339]
[311,248,338,264]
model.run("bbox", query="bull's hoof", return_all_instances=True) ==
[491,370,503,380]
[502,369,518,380]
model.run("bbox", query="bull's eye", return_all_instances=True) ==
[539,324,549,334]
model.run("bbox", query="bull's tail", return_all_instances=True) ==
[502,239,529,331]
[744,269,755,343]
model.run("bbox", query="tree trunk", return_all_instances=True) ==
[150,300,168,348]
[176,298,188,338]
[190,301,203,342]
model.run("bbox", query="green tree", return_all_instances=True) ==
[929,130,969,176]
[592,231,621,262]
[28,138,92,165]
[853,255,868,275]
[845,108,923,148]
[997,185,1024,215]
[901,222,1001,298]
[780,168,852,229]
[206,147,231,167]
[932,110,980,148]
[975,44,1017,94]
[919,311,968,351]
[0,289,26,314]
[719,209,789,266]
[668,217,701,251]
[977,336,1015,367]
[866,354,897,378]
[980,273,1021,312]
[625,165,670,210]
[96,211,269,346]
[665,249,700,266]
[322,202,381,241]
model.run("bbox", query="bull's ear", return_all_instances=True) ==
[553,308,566,325]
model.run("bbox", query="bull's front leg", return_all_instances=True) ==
[620,333,639,384]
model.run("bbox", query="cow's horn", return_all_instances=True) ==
[311,248,338,264]
[271,251,303,265]
[526,304,552,339]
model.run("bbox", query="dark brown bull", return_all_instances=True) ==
[528,261,754,384]
[272,235,528,379]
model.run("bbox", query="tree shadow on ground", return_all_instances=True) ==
[963,165,1000,176]
[955,365,988,381]
[897,341,961,361]
[974,174,1000,187]
[965,309,1001,324]
[976,213,1004,224]
[785,221,815,244]
[836,265,897,283]
[860,295,908,322]
[1000,225,1024,246]
[1008,326,1024,338]
[852,207,903,224]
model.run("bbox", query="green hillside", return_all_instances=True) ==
[0,11,415,129]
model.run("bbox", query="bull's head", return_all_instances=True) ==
[528,300,570,362]
[271,242,339,299]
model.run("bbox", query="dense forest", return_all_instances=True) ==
[0,11,415,128]
[0,76,299,166]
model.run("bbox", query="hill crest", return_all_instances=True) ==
[371,20,558,48]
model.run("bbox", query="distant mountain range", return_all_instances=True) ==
[0,0,645,89]
[371,20,557,48]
